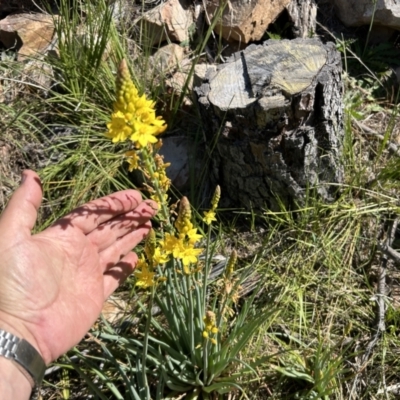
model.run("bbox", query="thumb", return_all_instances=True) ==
[0,170,43,235]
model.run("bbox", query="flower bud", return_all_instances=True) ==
[225,249,237,278]
[211,185,221,210]
[145,229,157,260]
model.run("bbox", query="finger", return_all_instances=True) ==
[0,170,43,236]
[99,221,152,271]
[103,252,138,298]
[51,190,146,235]
[87,202,157,252]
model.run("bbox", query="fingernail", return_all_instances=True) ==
[146,200,159,211]
[21,171,27,184]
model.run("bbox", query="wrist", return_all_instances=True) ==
[0,355,33,399]
[0,313,49,364]
[0,320,47,398]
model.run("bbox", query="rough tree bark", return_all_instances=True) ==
[287,0,318,38]
[194,38,344,211]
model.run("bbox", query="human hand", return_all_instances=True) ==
[0,170,157,365]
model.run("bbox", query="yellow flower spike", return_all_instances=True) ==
[144,229,157,261]
[134,257,155,288]
[153,154,171,192]
[210,338,217,345]
[202,331,209,339]
[211,185,221,210]
[175,197,192,235]
[202,186,221,225]
[107,59,167,148]
[225,249,237,279]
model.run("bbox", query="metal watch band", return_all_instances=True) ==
[0,329,46,388]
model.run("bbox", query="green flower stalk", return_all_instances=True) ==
[203,311,219,344]
[144,228,157,265]
[203,185,220,225]
[225,248,237,280]
[160,197,203,271]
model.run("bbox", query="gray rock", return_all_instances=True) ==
[329,0,400,29]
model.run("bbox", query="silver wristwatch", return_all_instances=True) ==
[0,329,46,394]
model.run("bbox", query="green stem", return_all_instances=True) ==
[142,148,171,228]
[142,286,155,399]
[363,0,377,57]
[186,273,195,364]
[202,226,212,315]
[203,337,209,385]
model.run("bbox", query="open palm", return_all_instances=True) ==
[0,170,156,364]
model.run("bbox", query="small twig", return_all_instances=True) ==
[378,241,400,264]
[350,218,397,398]
[354,119,400,157]
[377,383,400,395]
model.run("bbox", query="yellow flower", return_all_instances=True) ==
[134,258,155,288]
[153,247,169,265]
[131,119,161,148]
[204,323,213,331]
[135,94,155,115]
[186,228,202,245]
[203,186,221,225]
[176,243,202,266]
[203,210,216,225]
[125,150,139,171]
[160,233,182,255]
[106,111,132,143]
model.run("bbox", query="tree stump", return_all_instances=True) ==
[194,38,344,211]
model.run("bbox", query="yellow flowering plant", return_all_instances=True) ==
[92,60,279,399]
